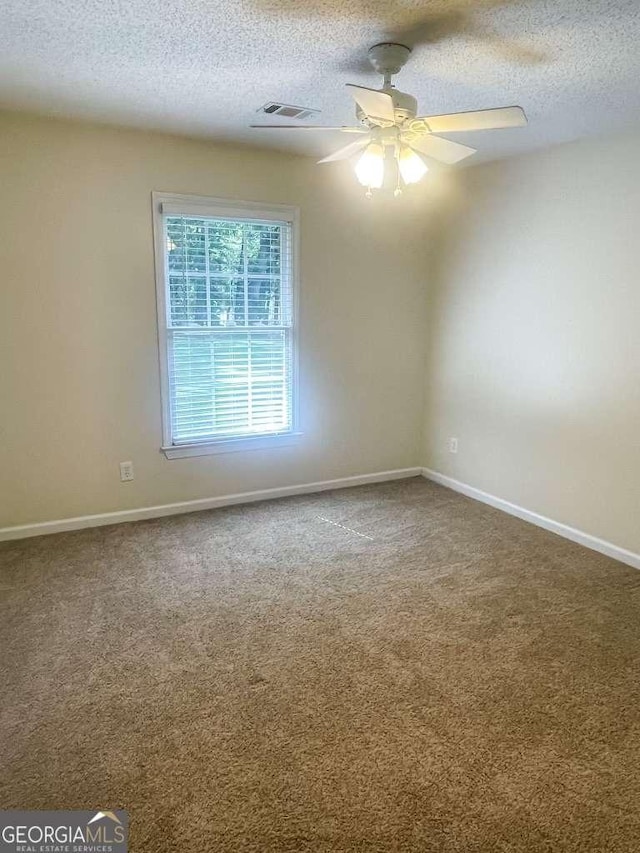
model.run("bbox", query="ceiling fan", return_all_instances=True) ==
[251,42,527,195]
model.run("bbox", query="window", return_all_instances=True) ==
[153,194,299,458]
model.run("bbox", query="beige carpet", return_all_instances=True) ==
[2,477,640,852]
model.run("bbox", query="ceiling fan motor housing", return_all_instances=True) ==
[389,89,418,122]
[355,88,418,125]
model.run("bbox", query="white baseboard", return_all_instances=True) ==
[6,466,637,570]
[422,468,640,571]
[0,467,423,542]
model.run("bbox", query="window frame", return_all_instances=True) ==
[152,192,301,459]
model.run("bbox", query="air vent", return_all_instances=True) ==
[258,102,320,120]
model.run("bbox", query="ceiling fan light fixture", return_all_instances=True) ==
[398,146,429,184]
[355,143,385,189]
[251,41,527,197]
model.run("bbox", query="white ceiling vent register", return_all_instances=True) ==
[258,102,320,120]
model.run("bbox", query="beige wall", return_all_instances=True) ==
[5,108,638,554]
[424,131,640,554]
[0,110,432,527]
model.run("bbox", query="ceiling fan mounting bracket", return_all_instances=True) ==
[367,43,412,80]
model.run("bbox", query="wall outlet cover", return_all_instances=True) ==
[119,461,134,481]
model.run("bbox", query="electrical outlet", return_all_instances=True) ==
[119,461,134,482]
[448,437,458,454]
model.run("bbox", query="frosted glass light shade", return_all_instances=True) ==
[398,146,428,184]
[355,144,385,188]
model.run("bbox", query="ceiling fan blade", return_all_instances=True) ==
[250,124,367,133]
[417,106,527,134]
[409,135,476,165]
[317,138,370,164]
[345,84,395,122]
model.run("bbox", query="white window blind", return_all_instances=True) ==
[157,201,296,450]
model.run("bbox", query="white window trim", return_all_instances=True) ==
[152,191,301,458]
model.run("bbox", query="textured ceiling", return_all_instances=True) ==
[2,0,640,164]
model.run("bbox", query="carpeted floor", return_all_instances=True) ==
[2,477,640,852]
